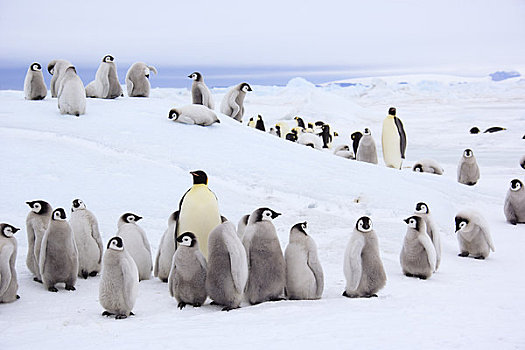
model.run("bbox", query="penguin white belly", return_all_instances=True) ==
[117,225,151,280]
[382,118,402,169]
[71,220,99,273]
[286,246,316,298]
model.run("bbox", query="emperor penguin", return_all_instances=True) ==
[24,62,47,100]
[99,237,139,319]
[25,200,53,283]
[504,179,525,225]
[400,215,436,279]
[220,82,252,122]
[116,213,152,281]
[188,72,214,109]
[48,59,72,97]
[285,222,324,300]
[455,210,495,259]
[294,116,306,128]
[154,211,179,282]
[69,199,103,279]
[333,145,354,159]
[247,117,256,128]
[350,131,363,156]
[412,159,444,175]
[255,115,266,131]
[126,62,157,97]
[343,217,386,298]
[0,223,20,303]
[457,149,480,186]
[243,207,285,305]
[381,107,407,169]
[206,221,248,311]
[236,214,250,239]
[520,155,525,170]
[85,54,123,99]
[176,170,222,259]
[57,66,86,116]
[276,122,291,139]
[415,202,441,270]
[320,124,333,148]
[285,129,298,142]
[168,232,207,309]
[297,132,323,149]
[40,208,79,292]
[356,128,378,164]
[168,105,220,126]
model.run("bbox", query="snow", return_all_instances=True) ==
[1,74,525,349]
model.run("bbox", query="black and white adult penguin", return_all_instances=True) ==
[255,115,266,131]
[0,223,20,303]
[320,124,333,148]
[247,117,256,128]
[350,131,363,156]
[58,66,86,116]
[220,82,252,122]
[85,54,122,99]
[188,71,214,109]
[294,116,306,128]
[24,62,47,100]
[48,59,72,97]
[25,200,53,283]
[154,211,179,282]
[285,129,298,142]
[176,170,221,259]
[382,107,407,169]
[168,105,220,126]
[126,62,157,97]
[504,179,525,225]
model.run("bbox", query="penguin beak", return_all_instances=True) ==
[272,212,281,219]
[188,75,192,78]
[145,74,149,78]
[13,227,20,233]
[403,218,410,224]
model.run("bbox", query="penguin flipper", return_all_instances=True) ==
[418,234,437,272]
[90,218,104,264]
[480,226,496,252]
[0,245,14,296]
[198,85,213,110]
[148,66,157,75]
[227,234,248,293]
[394,117,407,159]
[121,259,136,310]
[306,245,324,298]
[228,91,240,119]
[126,77,134,97]
[344,234,365,292]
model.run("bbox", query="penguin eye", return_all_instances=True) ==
[128,216,135,222]
[410,219,416,225]
[459,221,467,229]
[34,203,41,211]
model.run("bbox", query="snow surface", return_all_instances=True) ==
[1,74,525,349]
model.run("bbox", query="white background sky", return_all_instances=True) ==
[1,0,524,71]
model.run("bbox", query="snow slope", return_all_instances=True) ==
[1,74,524,349]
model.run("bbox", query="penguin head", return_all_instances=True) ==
[333,131,339,137]
[103,55,114,63]
[30,62,42,71]
[26,200,51,215]
[65,66,77,74]
[463,149,473,158]
[455,216,469,232]
[404,215,421,230]
[52,208,67,221]
[122,213,142,224]
[251,207,281,223]
[1,224,19,238]
[168,108,180,120]
[388,107,396,116]
[470,127,480,134]
[363,128,371,136]
[510,179,523,192]
[356,216,373,232]
[415,202,429,214]
[188,72,201,81]
[107,236,124,251]
[257,115,263,121]
[240,83,252,93]
[71,199,86,211]
[350,131,362,140]
[190,170,208,185]
[177,232,197,247]
[292,221,308,236]
[413,164,423,172]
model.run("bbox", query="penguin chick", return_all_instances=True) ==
[126,62,157,97]
[415,202,441,270]
[457,149,480,186]
[333,145,354,159]
[356,128,378,164]
[48,59,72,97]
[350,131,363,156]
[504,179,525,225]
[25,200,52,283]
[455,210,495,259]
[220,82,252,122]
[58,66,86,116]
[412,159,444,175]
[168,105,220,126]
[297,132,323,149]
[154,211,179,282]
[0,223,20,303]
[400,215,436,279]
[236,214,250,239]
[188,71,214,109]
[116,213,152,281]
[24,62,47,100]
[85,54,122,99]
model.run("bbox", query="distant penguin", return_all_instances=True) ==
[69,199,103,279]
[470,127,481,134]
[457,148,480,185]
[297,132,323,149]
[116,213,152,281]
[220,82,252,122]
[269,127,278,136]
[285,129,298,142]
[285,222,324,300]
[99,237,139,319]
[40,208,79,292]
[48,59,72,97]
[313,121,325,136]
[206,221,248,311]
[333,144,354,159]
[276,122,291,139]
[504,179,525,225]
[484,127,506,133]
[188,71,214,109]
[320,124,333,148]
[382,107,407,169]
[400,215,436,279]
[24,62,47,100]
[412,159,444,175]
[350,131,363,156]
[168,105,220,126]
[294,116,306,128]
[519,155,525,170]
[343,216,386,298]
[25,200,52,283]
[455,210,495,259]
[356,128,378,164]
[247,117,256,128]
[85,54,122,99]
[0,223,20,303]
[255,115,266,131]
[126,62,157,97]
[58,66,86,116]
[154,211,179,282]
[415,202,441,270]
[168,232,207,309]
[237,214,249,239]
[243,207,285,305]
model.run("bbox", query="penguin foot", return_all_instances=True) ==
[363,294,378,298]
[161,278,168,283]
[269,297,286,302]
[130,312,135,316]
[193,303,202,308]
[458,252,469,257]
[48,287,58,293]
[416,275,428,280]
[222,306,240,312]
[177,302,187,310]
[474,256,485,260]
[16,295,20,299]
[509,220,517,225]
[89,271,98,277]
[102,311,114,317]
[81,271,89,279]
[65,285,76,291]
[404,273,414,278]
[33,277,42,283]
[210,301,219,306]
[75,114,80,117]
[342,291,359,298]
[115,314,127,320]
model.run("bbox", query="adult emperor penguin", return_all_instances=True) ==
[168,232,207,309]
[413,159,444,175]
[70,199,103,278]
[415,202,441,270]
[504,179,525,225]
[294,116,306,128]
[243,207,285,305]
[255,115,266,131]
[40,208,79,292]
[126,62,157,97]
[236,214,250,239]
[333,145,354,159]
[48,59,72,97]
[0,223,20,303]
[350,131,363,156]
[116,213,152,281]
[343,217,386,298]
[57,66,86,116]
[247,117,256,128]
[176,170,222,259]
[85,54,122,99]
[25,200,53,283]
[24,62,47,100]
[400,215,436,279]
[320,124,333,148]
[206,221,248,311]
[285,222,324,300]
[220,82,252,122]
[356,128,378,164]
[457,149,480,186]
[99,237,139,319]
[154,211,179,282]
[168,105,220,126]
[382,107,407,169]
[455,210,495,259]
[188,71,214,109]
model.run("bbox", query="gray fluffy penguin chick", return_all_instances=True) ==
[455,210,495,259]
[168,232,207,309]
[154,211,179,282]
[116,213,152,281]
[39,208,79,292]
[236,214,250,239]
[99,237,139,319]
[400,215,436,279]
[412,159,444,175]
[504,179,525,224]
[334,144,354,159]
[85,54,122,99]
[0,223,20,303]
[25,200,53,283]
[343,217,386,298]
[457,149,480,185]
[24,62,47,100]
[356,128,378,164]
[243,207,285,305]
[69,199,103,278]
[415,202,441,270]
[168,105,220,126]
[126,62,157,97]
[189,72,215,109]
[48,59,72,97]
[285,222,324,300]
[57,66,86,116]
[206,221,248,311]
[220,82,252,122]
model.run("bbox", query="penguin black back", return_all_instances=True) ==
[255,115,266,131]
[350,131,363,155]
[321,124,332,148]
